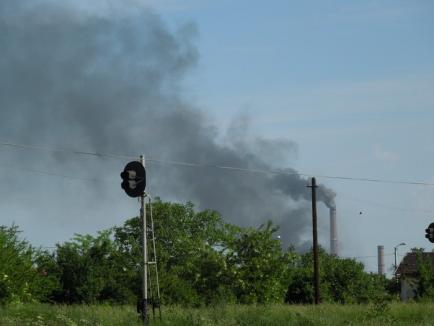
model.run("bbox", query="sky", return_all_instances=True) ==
[151,0,434,272]
[1,0,434,275]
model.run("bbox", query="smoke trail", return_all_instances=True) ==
[0,0,336,248]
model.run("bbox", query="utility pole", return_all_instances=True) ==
[377,245,385,275]
[308,177,320,304]
[394,242,406,272]
[140,154,148,324]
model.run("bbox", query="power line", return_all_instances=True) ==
[343,253,395,259]
[149,159,434,186]
[0,164,107,183]
[3,160,434,217]
[339,194,433,214]
[0,140,134,160]
[3,163,432,217]
[147,158,301,176]
[310,174,434,187]
[1,140,434,187]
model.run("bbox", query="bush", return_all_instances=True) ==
[0,225,56,304]
[285,248,389,304]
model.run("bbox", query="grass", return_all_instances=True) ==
[1,302,434,325]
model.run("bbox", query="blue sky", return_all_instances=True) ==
[149,0,434,273]
[1,0,433,275]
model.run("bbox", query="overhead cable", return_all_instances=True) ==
[0,140,134,160]
[1,140,434,186]
[0,164,106,183]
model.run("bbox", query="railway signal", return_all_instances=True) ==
[121,156,161,324]
[425,222,434,243]
[120,160,146,197]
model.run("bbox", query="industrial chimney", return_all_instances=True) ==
[330,207,338,256]
[377,245,385,275]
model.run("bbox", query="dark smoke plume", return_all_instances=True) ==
[0,0,335,248]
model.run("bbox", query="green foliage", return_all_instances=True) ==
[40,231,136,304]
[286,248,388,304]
[113,199,238,306]
[225,221,294,304]
[150,200,236,305]
[415,251,434,300]
[0,199,400,306]
[366,296,395,323]
[2,303,434,325]
[0,225,56,304]
[0,303,139,325]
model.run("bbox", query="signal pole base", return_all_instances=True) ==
[137,298,148,322]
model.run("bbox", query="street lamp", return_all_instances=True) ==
[394,242,406,273]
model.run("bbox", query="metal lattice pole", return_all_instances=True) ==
[149,198,162,319]
[139,155,148,323]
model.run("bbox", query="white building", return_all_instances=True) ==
[395,251,434,301]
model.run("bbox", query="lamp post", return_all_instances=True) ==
[394,242,406,272]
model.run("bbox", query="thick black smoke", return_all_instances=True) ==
[0,0,335,248]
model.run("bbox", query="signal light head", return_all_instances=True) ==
[425,223,434,243]
[120,161,146,198]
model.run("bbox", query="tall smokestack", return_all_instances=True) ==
[377,245,385,275]
[329,207,338,256]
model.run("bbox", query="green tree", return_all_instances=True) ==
[0,225,57,304]
[3,199,395,306]
[286,248,388,304]
[415,250,434,300]
[225,221,294,304]
[47,231,135,304]
[113,199,237,306]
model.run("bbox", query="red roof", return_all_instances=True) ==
[395,252,434,276]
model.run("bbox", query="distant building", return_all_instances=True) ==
[395,252,434,301]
